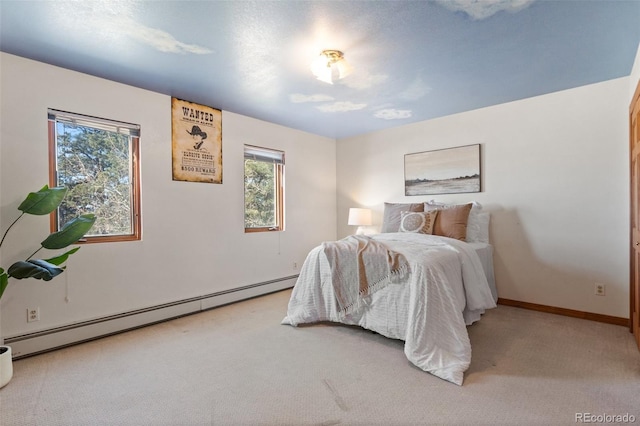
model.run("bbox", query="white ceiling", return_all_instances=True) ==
[1,0,639,139]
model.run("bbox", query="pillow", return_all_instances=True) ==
[399,210,438,234]
[425,203,472,241]
[381,202,424,233]
[471,212,490,244]
[426,201,484,242]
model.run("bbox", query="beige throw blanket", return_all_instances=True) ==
[322,235,410,317]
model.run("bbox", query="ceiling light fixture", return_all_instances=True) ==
[310,50,353,84]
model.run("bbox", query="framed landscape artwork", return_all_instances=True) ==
[404,144,481,196]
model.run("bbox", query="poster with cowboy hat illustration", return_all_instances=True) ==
[171,97,222,183]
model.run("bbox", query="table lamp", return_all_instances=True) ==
[348,208,372,235]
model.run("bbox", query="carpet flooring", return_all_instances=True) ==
[1,289,639,425]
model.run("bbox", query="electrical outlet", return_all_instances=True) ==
[27,307,40,322]
[293,262,298,269]
[594,283,606,296]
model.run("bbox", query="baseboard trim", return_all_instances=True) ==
[5,275,298,359]
[497,298,630,327]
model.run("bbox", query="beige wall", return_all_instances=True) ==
[631,43,640,101]
[336,77,630,318]
[0,53,337,338]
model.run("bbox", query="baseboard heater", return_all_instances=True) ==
[5,275,298,359]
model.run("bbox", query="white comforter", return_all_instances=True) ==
[282,233,497,385]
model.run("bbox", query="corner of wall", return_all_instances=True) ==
[630,42,640,101]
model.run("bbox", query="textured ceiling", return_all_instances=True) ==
[1,0,639,139]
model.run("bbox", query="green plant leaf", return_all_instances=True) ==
[7,260,64,281]
[41,214,96,250]
[18,185,68,215]
[0,269,8,300]
[44,247,81,266]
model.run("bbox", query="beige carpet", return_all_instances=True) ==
[1,289,639,426]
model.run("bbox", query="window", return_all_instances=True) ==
[244,145,285,232]
[48,109,141,243]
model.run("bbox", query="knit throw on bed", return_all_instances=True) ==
[322,235,410,318]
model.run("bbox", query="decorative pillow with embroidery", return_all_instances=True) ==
[399,210,438,234]
[381,202,424,233]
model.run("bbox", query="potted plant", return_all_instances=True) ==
[0,185,95,388]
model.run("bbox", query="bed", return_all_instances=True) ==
[281,202,497,385]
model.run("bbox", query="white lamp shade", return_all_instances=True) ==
[335,58,353,79]
[348,208,372,226]
[310,55,333,84]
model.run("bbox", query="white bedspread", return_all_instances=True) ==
[281,233,497,385]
